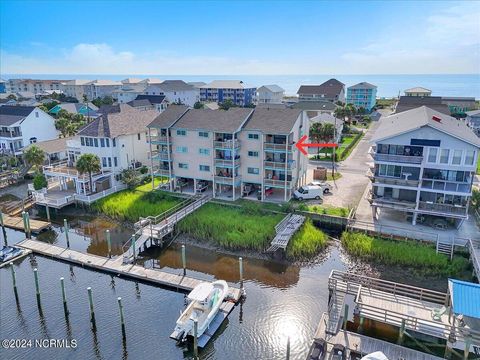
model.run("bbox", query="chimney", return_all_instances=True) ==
[432,115,441,123]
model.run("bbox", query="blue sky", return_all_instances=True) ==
[1,0,479,75]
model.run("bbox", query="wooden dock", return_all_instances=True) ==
[313,312,443,360]
[2,214,51,232]
[16,239,241,300]
[0,248,32,268]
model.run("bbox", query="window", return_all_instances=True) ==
[94,138,99,147]
[199,148,210,155]
[35,112,39,118]
[176,129,187,136]
[248,151,259,157]
[199,165,210,171]
[465,150,475,165]
[102,157,107,167]
[452,150,462,165]
[178,163,188,169]
[440,149,449,164]
[247,167,259,175]
[108,157,112,167]
[176,146,188,153]
[248,133,259,140]
[114,157,118,167]
[112,138,115,147]
[199,131,209,138]
[29,137,37,144]
[100,138,105,147]
[428,148,438,163]
[137,133,141,141]
[80,137,85,146]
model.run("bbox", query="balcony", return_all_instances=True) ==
[368,192,416,210]
[264,143,293,152]
[264,178,292,188]
[214,175,241,186]
[372,153,423,164]
[214,158,241,167]
[153,168,172,177]
[149,135,168,144]
[418,201,467,216]
[421,180,471,194]
[264,160,294,171]
[373,176,420,187]
[0,131,22,138]
[150,150,171,161]
[214,139,240,150]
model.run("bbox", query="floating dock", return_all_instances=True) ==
[2,214,51,232]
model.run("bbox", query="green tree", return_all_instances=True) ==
[472,188,480,211]
[193,101,204,109]
[309,122,323,155]
[121,169,140,189]
[23,145,45,172]
[76,154,101,193]
[83,94,88,103]
[219,99,236,110]
[7,94,17,100]
[33,173,48,190]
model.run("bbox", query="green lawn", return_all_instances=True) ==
[92,179,183,221]
[304,204,349,217]
[311,133,363,161]
[341,232,471,277]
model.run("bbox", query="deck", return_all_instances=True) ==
[314,312,443,360]
[2,214,51,232]
[266,214,305,252]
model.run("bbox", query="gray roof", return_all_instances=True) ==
[200,80,255,90]
[310,113,344,126]
[0,105,35,126]
[126,99,152,108]
[466,110,480,117]
[404,87,431,93]
[135,95,166,104]
[26,137,71,154]
[158,80,195,92]
[441,97,476,103]
[292,100,337,111]
[173,108,253,132]
[78,104,158,138]
[244,108,302,135]
[257,84,285,93]
[373,106,480,147]
[348,82,377,90]
[395,96,450,115]
[297,78,345,97]
[256,103,287,109]
[188,81,207,88]
[148,105,190,128]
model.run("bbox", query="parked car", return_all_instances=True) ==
[306,338,326,359]
[257,186,273,200]
[309,181,332,194]
[293,185,323,201]
[243,184,256,196]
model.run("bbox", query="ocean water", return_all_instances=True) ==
[2,73,479,98]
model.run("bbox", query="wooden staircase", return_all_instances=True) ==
[3,194,35,216]
[325,290,346,335]
[436,240,454,260]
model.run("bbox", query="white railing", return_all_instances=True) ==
[418,201,467,216]
[264,160,293,170]
[264,142,293,152]
[374,176,420,187]
[214,139,240,149]
[373,153,423,164]
[467,238,480,280]
[214,158,241,167]
[74,185,127,204]
[264,178,291,187]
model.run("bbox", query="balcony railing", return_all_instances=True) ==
[0,131,22,138]
[373,176,420,187]
[149,135,168,143]
[264,160,294,171]
[421,180,471,194]
[153,168,172,177]
[150,151,170,161]
[214,139,240,150]
[372,153,423,164]
[214,175,241,185]
[418,201,467,216]
[368,193,416,210]
[264,143,293,152]
[214,158,241,167]
[264,178,292,188]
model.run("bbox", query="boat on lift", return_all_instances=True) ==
[170,280,229,342]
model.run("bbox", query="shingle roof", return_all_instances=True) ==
[135,95,166,104]
[63,79,92,85]
[188,81,206,88]
[148,105,190,128]
[244,108,302,135]
[0,105,35,126]
[292,100,337,111]
[121,78,144,84]
[200,80,255,89]
[297,78,345,97]
[173,108,253,132]
[310,113,344,126]
[157,80,195,92]
[373,106,480,147]
[257,84,285,93]
[348,82,377,90]
[26,137,71,154]
[395,96,450,115]
[126,99,152,108]
[87,79,122,86]
[77,104,158,138]
[404,87,431,93]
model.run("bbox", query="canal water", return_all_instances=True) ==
[0,210,452,360]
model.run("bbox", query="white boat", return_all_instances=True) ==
[170,280,229,341]
[361,352,389,360]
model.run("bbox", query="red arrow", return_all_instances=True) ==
[295,135,338,156]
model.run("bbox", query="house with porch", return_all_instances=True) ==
[256,84,285,104]
[297,79,345,103]
[368,106,480,228]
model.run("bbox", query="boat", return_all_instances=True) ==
[360,352,389,360]
[331,344,347,360]
[171,280,229,341]
[0,246,23,263]
[306,338,326,359]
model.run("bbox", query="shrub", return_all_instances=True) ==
[139,165,148,174]
[287,219,328,258]
[33,173,47,190]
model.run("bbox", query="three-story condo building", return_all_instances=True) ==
[147,105,308,202]
[369,106,480,228]
[346,82,377,111]
[200,80,256,107]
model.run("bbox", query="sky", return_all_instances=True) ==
[0,0,479,75]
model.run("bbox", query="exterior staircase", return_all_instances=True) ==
[436,240,454,260]
[325,290,346,335]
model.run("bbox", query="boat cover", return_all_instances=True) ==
[361,352,389,360]
[448,278,480,319]
[188,282,214,301]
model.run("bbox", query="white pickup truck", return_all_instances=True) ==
[309,181,333,194]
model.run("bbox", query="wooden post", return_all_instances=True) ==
[0,209,4,230]
[87,287,96,330]
[106,230,111,258]
[60,277,69,316]
[117,297,126,339]
[239,257,244,290]
[10,262,18,300]
[33,268,42,309]
[64,219,70,248]
[193,318,198,358]
[25,212,31,238]
[398,319,405,344]
[22,211,28,238]
[464,337,471,360]
[45,205,50,222]
[181,244,186,275]
[358,316,364,334]
[343,304,349,330]
[286,336,290,360]
[132,234,136,263]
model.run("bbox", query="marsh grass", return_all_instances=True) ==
[341,232,470,277]
[286,218,328,258]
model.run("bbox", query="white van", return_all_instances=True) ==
[293,185,324,201]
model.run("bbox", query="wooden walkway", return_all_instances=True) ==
[16,238,241,300]
[266,214,305,252]
[2,214,51,232]
[314,312,443,360]
[2,194,35,216]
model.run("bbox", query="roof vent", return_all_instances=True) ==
[432,115,442,123]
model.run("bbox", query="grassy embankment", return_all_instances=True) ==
[299,204,350,217]
[92,179,183,222]
[341,232,471,277]
[177,202,328,258]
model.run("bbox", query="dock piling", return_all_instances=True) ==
[343,304,349,330]
[117,297,126,339]
[132,234,136,263]
[60,277,69,316]
[286,336,290,360]
[25,212,31,238]
[45,205,51,222]
[87,287,96,330]
[10,262,18,300]
[0,209,4,229]
[33,268,42,308]
[106,230,111,258]
[22,211,28,237]
[193,319,198,358]
[181,244,186,275]
[64,219,70,248]
[398,319,405,344]
[239,257,244,290]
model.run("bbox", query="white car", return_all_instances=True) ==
[293,185,324,201]
[309,181,332,194]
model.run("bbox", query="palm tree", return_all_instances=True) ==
[23,145,45,172]
[76,153,101,194]
[309,122,323,156]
